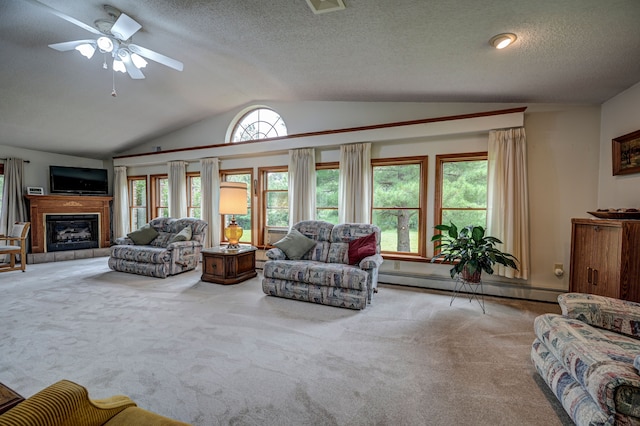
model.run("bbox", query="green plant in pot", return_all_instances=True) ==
[430,223,518,283]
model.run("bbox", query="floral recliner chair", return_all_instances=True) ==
[532,293,640,425]
[262,220,384,310]
[108,217,208,278]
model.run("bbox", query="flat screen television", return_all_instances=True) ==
[49,165,109,195]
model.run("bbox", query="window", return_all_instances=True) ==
[221,170,253,244]
[371,157,427,258]
[150,174,169,219]
[435,152,488,231]
[259,167,289,245]
[316,163,339,224]
[230,107,287,142]
[128,176,147,230]
[187,173,201,218]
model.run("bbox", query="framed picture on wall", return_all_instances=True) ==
[612,129,640,176]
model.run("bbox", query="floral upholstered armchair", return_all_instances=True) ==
[108,217,208,278]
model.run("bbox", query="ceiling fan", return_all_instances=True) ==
[24,0,183,81]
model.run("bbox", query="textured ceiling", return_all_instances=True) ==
[1,0,640,159]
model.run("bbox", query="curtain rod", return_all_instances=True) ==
[0,158,30,163]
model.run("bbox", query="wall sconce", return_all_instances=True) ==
[219,182,248,249]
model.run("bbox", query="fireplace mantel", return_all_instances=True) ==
[25,195,112,253]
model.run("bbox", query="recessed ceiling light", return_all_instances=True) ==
[306,0,346,14]
[489,33,517,49]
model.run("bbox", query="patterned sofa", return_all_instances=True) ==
[262,221,383,310]
[108,217,208,278]
[532,293,640,426]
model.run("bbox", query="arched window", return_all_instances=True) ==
[230,107,287,142]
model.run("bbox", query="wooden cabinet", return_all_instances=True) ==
[570,218,640,302]
[201,246,257,285]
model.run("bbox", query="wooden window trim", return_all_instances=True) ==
[127,175,148,229]
[186,172,201,218]
[150,174,168,219]
[258,166,287,248]
[434,152,488,253]
[316,162,339,223]
[371,156,428,260]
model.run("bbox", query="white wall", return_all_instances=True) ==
[598,81,640,208]
[0,144,109,194]
[374,105,601,301]
[114,102,605,302]
[118,101,518,156]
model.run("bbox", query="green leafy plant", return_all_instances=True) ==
[430,223,518,281]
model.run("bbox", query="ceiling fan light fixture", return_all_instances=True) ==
[489,33,517,49]
[75,43,96,59]
[112,58,126,73]
[97,36,114,53]
[131,53,147,69]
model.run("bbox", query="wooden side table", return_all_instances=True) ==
[0,383,24,415]
[201,245,257,285]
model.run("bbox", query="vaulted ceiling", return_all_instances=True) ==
[1,0,639,159]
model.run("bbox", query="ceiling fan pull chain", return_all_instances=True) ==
[111,68,117,97]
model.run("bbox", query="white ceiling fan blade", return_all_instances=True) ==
[48,39,96,52]
[23,0,102,36]
[119,51,146,79]
[128,44,184,71]
[110,13,142,40]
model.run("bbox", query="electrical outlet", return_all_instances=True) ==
[554,263,564,277]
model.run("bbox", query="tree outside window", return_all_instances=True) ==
[372,158,427,256]
[128,176,147,230]
[187,173,201,218]
[151,175,169,219]
[263,169,288,228]
[316,165,339,224]
[435,153,488,238]
[222,172,253,243]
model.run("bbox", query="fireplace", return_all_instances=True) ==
[25,194,112,254]
[45,214,99,252]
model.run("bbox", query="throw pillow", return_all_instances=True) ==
[127,226,158,245]
[169,226,192,244]
[348,232,377,265]
[273,229,316,260]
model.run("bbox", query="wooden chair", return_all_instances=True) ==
[0,221,30,272]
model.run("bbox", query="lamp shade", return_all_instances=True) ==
[219,182,248,215]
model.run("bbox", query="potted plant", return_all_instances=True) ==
[430,222,518,283]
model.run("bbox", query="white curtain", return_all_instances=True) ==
[486,127,530,279]
[0,158,27,236]
[288,148,316,227]
[168,161,187,218]
[0,158,27,262]
[339,143,371,223]
[200,158,220,248]
[112,166,129,239]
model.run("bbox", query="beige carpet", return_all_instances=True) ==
[0,257,573,425]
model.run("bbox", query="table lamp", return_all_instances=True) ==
[219,182,248,249]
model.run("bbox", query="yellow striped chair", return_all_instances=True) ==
[0,380,190,426]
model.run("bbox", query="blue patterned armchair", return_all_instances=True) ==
[262,221,383,310]
[108,217,208,278]
[532,293,640,425]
